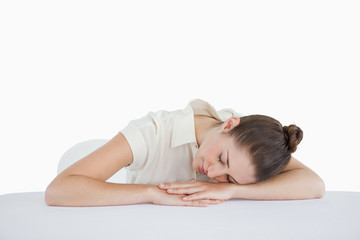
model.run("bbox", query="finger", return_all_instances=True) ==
[159,180,198,189]
[166,186,202,195]
[182,192,214,201]
[181,200,208,207]
[200,199,225,205]
[159,181,197,189]
[181,199,224,207]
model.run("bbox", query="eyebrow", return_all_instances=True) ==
[227,149,239,184]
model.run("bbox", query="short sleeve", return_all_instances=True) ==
[120,117,150,170]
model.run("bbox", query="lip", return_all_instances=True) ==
[200,160,205,175]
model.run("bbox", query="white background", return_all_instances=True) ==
[0,0,359,195]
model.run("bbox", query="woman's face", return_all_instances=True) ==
[192,118,257,184]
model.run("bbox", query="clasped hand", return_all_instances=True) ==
[154,180,234,207]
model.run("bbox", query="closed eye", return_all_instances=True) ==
[218,153,224,165]
[218,153,233,183]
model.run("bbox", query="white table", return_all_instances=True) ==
[1,191,359,240]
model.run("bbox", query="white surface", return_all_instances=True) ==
[1,1,360,195]
[0,191,359,240]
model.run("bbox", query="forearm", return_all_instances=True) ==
[45,175,155,207]
[230,169,326,200]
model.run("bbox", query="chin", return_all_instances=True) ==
[192,161,197,172]
[192,159,200,173]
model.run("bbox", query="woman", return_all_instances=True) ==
[45,99,325,207]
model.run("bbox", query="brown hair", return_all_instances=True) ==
[227,115,303,183]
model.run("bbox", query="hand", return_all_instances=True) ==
[150,186,224,207]
[158,180,234,202]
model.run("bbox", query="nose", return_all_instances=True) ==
[206,164,226,179]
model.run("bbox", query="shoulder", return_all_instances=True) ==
[280,156,308,173]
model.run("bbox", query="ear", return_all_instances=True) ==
[221,117,240,132]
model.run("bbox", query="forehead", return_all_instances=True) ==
[225,136,256,184]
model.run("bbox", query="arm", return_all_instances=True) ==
[45,133,152,206]
[45,133,219,207]
[160,156,325,201]
[230,156,326,200]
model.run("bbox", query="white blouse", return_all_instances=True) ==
[120,99,243,185]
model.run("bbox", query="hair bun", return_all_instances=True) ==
[283,124,303,153]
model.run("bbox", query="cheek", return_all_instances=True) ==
[198,136,222,160]
[203,144,219,160]
[208,145,218,155]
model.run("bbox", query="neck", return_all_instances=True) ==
[194,115,221,147]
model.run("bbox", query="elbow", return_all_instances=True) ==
[45,175,87,207]
[314,177,326,199]
[45,184,58,206]
[45,178,65,206]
